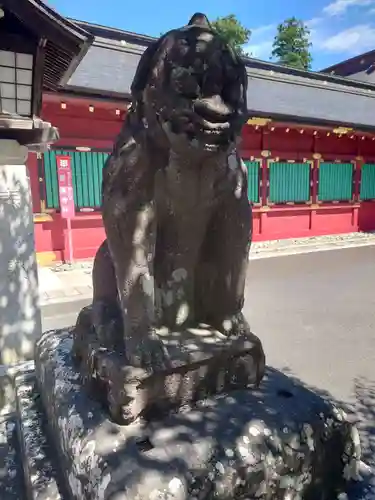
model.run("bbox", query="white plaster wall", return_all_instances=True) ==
[0,140,41,365]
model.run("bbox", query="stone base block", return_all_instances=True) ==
[14,371,64,500]
[0,374,25,500]
[34,328,361,500]
[73,307,265,424]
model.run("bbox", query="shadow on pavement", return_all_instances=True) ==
[281,366,375,499]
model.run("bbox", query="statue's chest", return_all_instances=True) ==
[155,156,229,216]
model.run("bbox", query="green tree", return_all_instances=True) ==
[211,14,251,55]
[271,17,312,70]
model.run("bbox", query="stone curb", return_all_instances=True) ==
[39,293,92,308]
[250,238,375,260]
[38,237,375,307]
[14,373,62,500]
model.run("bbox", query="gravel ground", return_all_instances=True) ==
[48,231,375,272]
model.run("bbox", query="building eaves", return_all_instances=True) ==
[2,0,92,53]
[246,57,375,92]
[66,16,375,93]
[68,18,156,47]
[320,49,375,75]
[64,33,375,130]
[1,0,94,90]
[247,68,375,130]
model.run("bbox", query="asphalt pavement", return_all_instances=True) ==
[245,245,375,404]
[41,298,90,332]
[41,245,375,467]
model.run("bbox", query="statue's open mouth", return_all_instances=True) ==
[167,107,235,150]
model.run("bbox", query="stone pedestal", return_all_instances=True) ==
[0,140,41,365]
[23,328,362,500]
[73,305,266,425]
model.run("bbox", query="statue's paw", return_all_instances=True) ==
[108,400,136,426]
[126,333,168,370]
[72,305,94,362]
[107,381,137,426]
[92,299,124,350]
[219,312,251,337]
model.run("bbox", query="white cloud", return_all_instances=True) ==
[319,24,375,53]
[323,0,375,16]
[243,23,275,58]
[245,19,324,59]
[244,6,375,61]
[305,17,324,28]
[244,40,274,58]
[250,24,275,37]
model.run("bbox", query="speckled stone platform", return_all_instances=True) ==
[31,328,363,500]
[73,304,266,425]
[0,392,26,500]
[14,372,64,499]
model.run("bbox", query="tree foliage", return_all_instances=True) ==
[211,14,251,55]
[271,17,312,70]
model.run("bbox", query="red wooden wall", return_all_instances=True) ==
[29,94,375,264]
[242,125,375,242]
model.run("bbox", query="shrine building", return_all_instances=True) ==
[18,12,375,263]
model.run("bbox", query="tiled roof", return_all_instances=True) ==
[67,38,144,96]
[65,22,375,130]
[246,64,375,129]
[320,50,375,76]
[350,69,375,84]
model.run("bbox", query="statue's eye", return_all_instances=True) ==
[170,67,200,98]
[222,59,246,106]
[223,79,244,108]
[201,64,223,97]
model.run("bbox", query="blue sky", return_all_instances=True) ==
[48,0,375,70]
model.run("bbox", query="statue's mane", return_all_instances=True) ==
[130,14,246,107]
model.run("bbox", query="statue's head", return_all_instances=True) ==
[130,13,248,155]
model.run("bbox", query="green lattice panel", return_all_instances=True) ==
[243,160,260,203]
[318,162,353,202]
[360,163,375,200]
[43,150,60,209]
[269,162,310,203]
[43,150,109,209]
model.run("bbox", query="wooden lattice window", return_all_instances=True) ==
[43,149,110,210]
[269,162,310,203]
[318,162,353,202]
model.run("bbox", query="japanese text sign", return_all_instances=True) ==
[56,155,75,219]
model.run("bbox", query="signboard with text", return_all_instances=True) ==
[56,155,75,219]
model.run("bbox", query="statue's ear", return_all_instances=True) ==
[188,13,210,27]
[131,37,165,100]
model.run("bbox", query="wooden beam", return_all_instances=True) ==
[32,38,46,117]
[0,32,36,53]
[1,0,82,53]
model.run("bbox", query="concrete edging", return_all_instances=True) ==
[38,236,375,307]
[250,238,375,260]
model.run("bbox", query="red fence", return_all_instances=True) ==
[30,98,375,264]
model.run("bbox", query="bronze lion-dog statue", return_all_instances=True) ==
[73,13,265,424]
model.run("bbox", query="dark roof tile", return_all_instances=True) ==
[67,44,140,95]
[247,70,375,128]
[66,36,375,129]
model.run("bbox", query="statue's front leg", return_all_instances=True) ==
[154,212,210,330]
[195,162,252,335]
[103,194,167,370]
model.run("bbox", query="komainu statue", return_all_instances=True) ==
[73,12,265,423]
[29,13,361,500]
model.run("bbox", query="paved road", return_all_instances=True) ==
[42,298,91,333]
[244,245,375,470]
[42,246,375,398]
[246,246,375,404]
[41,245,375,466]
